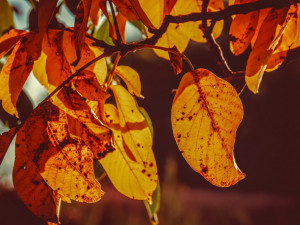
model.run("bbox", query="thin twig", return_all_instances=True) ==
[108,0,122,45]
[105,53,121,90]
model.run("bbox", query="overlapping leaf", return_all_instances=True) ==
[17,101,103,202]
[153,0,224,59]
[0,126,18,165]
[101,85,158,201]
[115,65,143,98]
[172,68,245,187]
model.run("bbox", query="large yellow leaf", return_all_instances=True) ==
[115,65,143,98]
[110,85,154,162]
[0,41,33,117]
[171,68,245,187]
[245,8,288,93]
[100,104,158,201]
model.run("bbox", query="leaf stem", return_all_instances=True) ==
[105,53,121,90]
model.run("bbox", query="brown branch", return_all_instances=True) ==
[105,52,122,90]
[140,0,299,46]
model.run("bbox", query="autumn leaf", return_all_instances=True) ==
[115,65,144,98]
[62,30,107,85]
[20,101,103,202]
[171,68,245,187]
[53,87,114,159]
[153,0,224,59]
[14,127,59,222]
[245,7,289,93]
[229,1,259,55]
[0,41,33,117]
[100,103,158,201]
[168,46,183,75]
[0,29,27,59]
[74,0,92,63]
[90,0,103,26]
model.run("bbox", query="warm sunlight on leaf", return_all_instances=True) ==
[74,0,92,62]
[0,29,27,59]
[245,8,288,93]
[115,65,143,98]
[100,103,158,201]
[229,6,258,55]
[62,30,107,85]
[14,127,59,222]
[171,68,245,187]
[0,41,33,117]
[20,102,103,202]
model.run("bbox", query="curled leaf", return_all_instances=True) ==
[115,65,143,98]
[171,68,245,187]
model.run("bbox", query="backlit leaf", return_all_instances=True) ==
[62,30,107,85]
[21,101,103,202]
[53,87,114,159]
[229,5,258,55]
[168,46,183,75]
[100,103,158,201]
[171,68,245,187]
[90,0,103,26]
[115,65,143,98]
[245,8,288,93]
[0,29,27,59]
[0,41,33,117]
[14,127,58,222]
[74,0,92,61]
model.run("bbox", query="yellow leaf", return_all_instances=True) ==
[171,68,245,187]
[115,65,143,98]
[138,0,164,29]
[100,104,158,201]
[110,85,153,163]
[0,0,13,36]
[152,0,223,59]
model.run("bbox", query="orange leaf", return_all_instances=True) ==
[0,29,27,59]
[168,46,183,75]
[0,127,18,165]
[74,0,92,62]
[229,10,258,55]
[14,127,59,222]
[245,7,288,93]
[171,68,245,187]
[90,0,103,26]
[38,0,58,35]
[52,87,114,159]
[112,0,139,21]
[21,101,103,202]
[0,41,33,117]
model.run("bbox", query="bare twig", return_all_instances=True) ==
[108,0,122,45]
[105,53,122,90]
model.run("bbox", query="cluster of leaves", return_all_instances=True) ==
[0,0,299,224]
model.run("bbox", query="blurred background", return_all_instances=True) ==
[1,1,300,225]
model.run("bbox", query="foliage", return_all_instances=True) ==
[0,0,300,224]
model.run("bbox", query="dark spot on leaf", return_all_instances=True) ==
[188,116,192,120]
[202,167,208,174]
[142,169,146,173]
[33,180,40,186]
[149,162,153,167]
